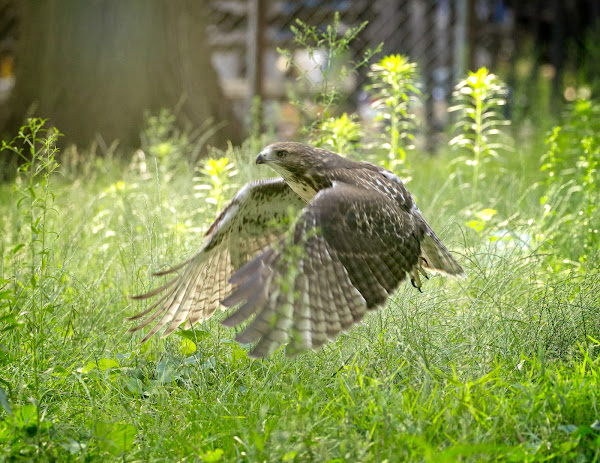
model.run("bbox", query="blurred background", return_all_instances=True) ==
[2,4,600,460]
[0,0,599,151]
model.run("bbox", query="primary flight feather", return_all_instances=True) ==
[129,142,465,357]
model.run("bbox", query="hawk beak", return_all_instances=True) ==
[255,153,266,165]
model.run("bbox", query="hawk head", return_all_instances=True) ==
[255,142,339,201]
[256,142,321,174]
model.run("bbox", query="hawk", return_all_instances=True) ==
[129,142,465,357]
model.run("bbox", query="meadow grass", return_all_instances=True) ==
[0,125,599,462]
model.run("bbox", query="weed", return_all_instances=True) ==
[277,12,381,139]
[314,112,361,155]
[195,155,238,213]
[449,68,511,201]
[366,54,421,176]
[141,108,225,169]
[0,22,599,462]
[0,109,599,461]
[1,118,62,458]
[540,98,600,266]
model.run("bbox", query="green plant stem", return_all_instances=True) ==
[390,94,399,166]
[473,88,483,203]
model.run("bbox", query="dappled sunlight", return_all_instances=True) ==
[2,110,597,459]
[1,10,600,459]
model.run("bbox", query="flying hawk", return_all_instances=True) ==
[129,142,465,357]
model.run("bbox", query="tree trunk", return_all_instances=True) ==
[2,0,243,150]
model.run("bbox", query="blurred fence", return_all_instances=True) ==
[208,0,472,138]
[1,0,599,142]
[207,0,600,140]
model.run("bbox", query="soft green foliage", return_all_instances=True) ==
[141,108,225,168]
[539,99,600,266]
[579,23,600,99]
[278,12,380,139]
[0,119,64,458]
[0,24,598,460]
[449,68,511,200]
[314,112,361,155]
[195,155,238,213]
[1,107,599,460]
[367,54,421,175]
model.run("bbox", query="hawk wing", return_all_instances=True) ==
[221,182,424,358]
[419,222,466,277]
[128,178,305,341]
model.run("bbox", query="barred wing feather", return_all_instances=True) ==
[221,183,424,358]
[128,178,305,341]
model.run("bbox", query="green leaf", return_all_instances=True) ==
[82,358,119,373]
[283,451,298,461]
[558,424,578,434]
[175,328,209,343]
[573,425,596,438]
[0,313,19,332]
[180,338,197,356]
[125,378,146,395]
[201,448,224,462]
[11,244,25,255]
[58,438,87,454]
[0,386,12,416]
[93,421,136,456]
[52,365,71,378]
[97,358,119,372]
[156,358,177,384]
[0,420,12,441]
[230,343,249,362]
[14,403,44,436]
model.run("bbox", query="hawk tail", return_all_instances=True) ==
[420,233,466,278]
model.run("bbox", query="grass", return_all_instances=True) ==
[0,122,599,462]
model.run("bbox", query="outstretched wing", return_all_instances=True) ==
[128,178,305,341]
[221,183,425,358]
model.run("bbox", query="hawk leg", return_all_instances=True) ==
[410,267,423,292]
[410,257,431,292]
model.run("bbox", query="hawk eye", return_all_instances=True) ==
[275,150,288,158]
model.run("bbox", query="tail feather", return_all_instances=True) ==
[420,233,466,278]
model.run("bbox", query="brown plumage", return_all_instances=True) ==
[129,142,465,357]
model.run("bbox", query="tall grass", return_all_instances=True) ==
[1,23,599,458]
[0,110,598,460]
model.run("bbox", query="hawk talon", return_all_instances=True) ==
[418,257,429,279]
[410,278,423,292]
